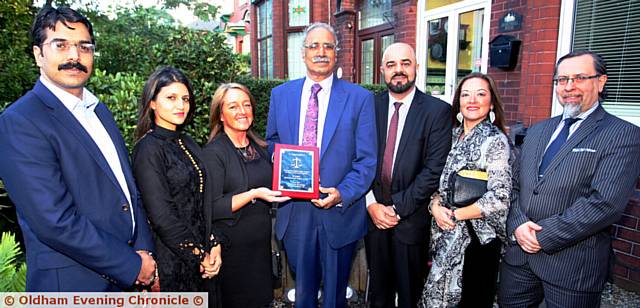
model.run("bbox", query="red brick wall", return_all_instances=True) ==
[612,180,640,292]
[392,0,417,48]
[488,0,560,127]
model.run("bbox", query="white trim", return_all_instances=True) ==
[416,0,491,103]
[553,0,576,117]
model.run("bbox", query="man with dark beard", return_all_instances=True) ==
[364,42,452,308]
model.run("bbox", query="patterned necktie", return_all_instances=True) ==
[539,117,580,176]
[381,102,402,199]
[302,83,322,147]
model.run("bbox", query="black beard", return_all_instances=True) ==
[387,76,416,94]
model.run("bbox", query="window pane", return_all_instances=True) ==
[359,0,393,30]
[427,0,463,10]
[257,0,272,38]
[456,9,484,84]
[289,0,310,27]
[288,32,306,79]
[573,0,640,117]
[379,34,395,83]
[361,39,374,84]
[426,17,447,95]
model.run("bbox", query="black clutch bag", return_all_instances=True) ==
[448,169,488,207]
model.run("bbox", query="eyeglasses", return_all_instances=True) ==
[553,74,600,86]
[42,40,96,54]
[303,42,337,51]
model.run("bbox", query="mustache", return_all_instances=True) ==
[58,62,88,73]
[312,56,330,63]
[392,72,408,79]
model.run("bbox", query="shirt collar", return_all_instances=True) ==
[562,101,599,122]
[303,73,334,94]
[40,75,99,112]
[387,86,416,108]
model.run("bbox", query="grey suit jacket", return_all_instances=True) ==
[504,105,640,292]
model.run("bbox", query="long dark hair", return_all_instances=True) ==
[208,83,266,148]
[134,67,195,141]
[451,72,507,134]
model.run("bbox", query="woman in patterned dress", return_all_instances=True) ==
[420,72,513,308]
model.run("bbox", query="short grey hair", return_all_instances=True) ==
[302,22,339,48]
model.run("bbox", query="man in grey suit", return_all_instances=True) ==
[499,50,640,307]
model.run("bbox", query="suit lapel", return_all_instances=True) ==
[287,78,305,145]
[394,92,421,168]
[95,103,137,202]
[540,106,605,178]
[34,82,124,198]
[320,77,347,158]
[533,117,561,181]
[376,94,390,174]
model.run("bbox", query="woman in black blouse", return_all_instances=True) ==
[202,83,289,308]
[132,67,221,297]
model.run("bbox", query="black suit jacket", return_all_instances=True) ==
[370,89,452,244]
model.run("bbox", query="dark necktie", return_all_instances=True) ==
[381,102,402,199]
[539,117,580,176]
[302,83,322,147]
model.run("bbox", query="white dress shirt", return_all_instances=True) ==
[544,101,600,152]
[366,87,417,209]
[298,74,334,151]
[40,76,135,231]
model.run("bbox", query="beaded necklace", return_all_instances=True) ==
[177,138,204,193]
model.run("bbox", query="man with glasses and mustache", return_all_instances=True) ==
[364,43,451,308]
[499,50,640,307]
[266,22,377,308]
[0,6,155,291]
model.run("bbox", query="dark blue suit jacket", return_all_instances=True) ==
[0,80,154,291]
[266,76,377,249]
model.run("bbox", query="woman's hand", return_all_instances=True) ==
[432,202,456,231]
[252,187,291,203]
[200,245,222,279]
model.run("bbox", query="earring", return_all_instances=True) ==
[489,110,496,123]
[456,112,464,123]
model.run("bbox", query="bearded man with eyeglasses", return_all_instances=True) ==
[0,6,155,291]
[499,50,640,307]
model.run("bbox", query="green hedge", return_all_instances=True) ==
[87,72,387,149]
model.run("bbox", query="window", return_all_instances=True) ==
[288,32,306,79]
[359,0,393,30]
[571,0,640,124]
[257,0,273,79]
[285,0,309,79]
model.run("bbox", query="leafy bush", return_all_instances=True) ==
[0,232,27,292]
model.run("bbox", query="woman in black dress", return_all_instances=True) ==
[202,83,289,308]
[132,67,221,298]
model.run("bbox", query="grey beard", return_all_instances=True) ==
[562,103,581,118]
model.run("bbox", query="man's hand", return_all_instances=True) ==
[311,186,342,209]
[200,246,222,279]
[135,250,157,285]
[367,203,399,229]
[514,221,542,253]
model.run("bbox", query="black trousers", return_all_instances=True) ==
[364,228,429,308]
[458,223,502,308]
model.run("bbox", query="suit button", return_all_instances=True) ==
[533,189,539,195]
[122,204,129,211]
[127,240,134,246]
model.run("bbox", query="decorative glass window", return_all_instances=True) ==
[360,39,374,84]
[257,0,273,78]
[289,0,310,27]
[359,0,393,30]
[288,32,306,79]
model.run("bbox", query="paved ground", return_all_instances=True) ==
[271,283,640,307]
